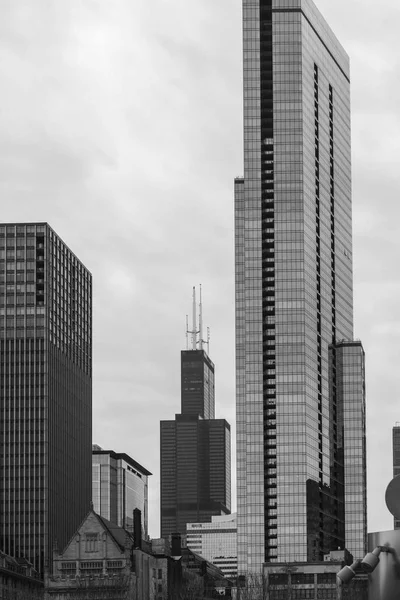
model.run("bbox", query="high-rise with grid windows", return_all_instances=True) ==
[392,424,400,529]
[235,0,366,574]
[0,222,92,576]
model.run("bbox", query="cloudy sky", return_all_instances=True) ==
[1,0,399,539]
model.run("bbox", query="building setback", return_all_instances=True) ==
[0,223,92,576]
[160,296,231,538]
[92,446,151,539]
[235,0,367,573]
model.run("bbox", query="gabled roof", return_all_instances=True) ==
[57,507,133,556]
[96,514,134,551]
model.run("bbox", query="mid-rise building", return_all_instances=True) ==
[235,0,367,573]
[392,424,400,529]
[92,446,151,538]
[160,289,231,538]
[0,222,92,576]
[187,514,237,579]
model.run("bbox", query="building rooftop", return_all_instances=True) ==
[92,446,152,477]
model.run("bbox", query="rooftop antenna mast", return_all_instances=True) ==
[192,286,197,350]
[186,287,199,350]
[185,286,209,352]
[199,284,210,354]
[199,284,203,350]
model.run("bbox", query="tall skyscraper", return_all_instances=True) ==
[92,445,151,538]
[235,0,366,573]
[0,223,92,576]
[392,424,400,529]
[160,288,231,538]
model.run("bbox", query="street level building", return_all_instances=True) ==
[0,223,92,576]
[187,513,237,579]
[45,508,154,600]
[92,446,151,539]
[160,289,231,538]
[260,552,368,600]
[235,0,367,573]
[0,551,43,599]
[45,509,223,600]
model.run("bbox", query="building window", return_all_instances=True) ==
[85,533,99,552]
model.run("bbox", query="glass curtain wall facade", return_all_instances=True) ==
[235,0,366,573]
[92,448,151,539]
[160,349,231,538]
[0,222,92,576]
[392,425,400,529]
[333,341,366,559]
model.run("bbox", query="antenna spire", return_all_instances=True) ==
[192,286,197,350]
[185,286,210,354]
[199,284,203,350]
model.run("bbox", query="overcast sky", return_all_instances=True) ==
[1,0,399,540]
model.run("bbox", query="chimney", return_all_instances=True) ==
[133,509,142,549]
[171,534,182,557]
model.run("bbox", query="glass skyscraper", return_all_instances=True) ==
[92,446,151,538]
[0,223,92,576]
[160,349,231,538]
[392,424,400,529]
[235,0,366,573]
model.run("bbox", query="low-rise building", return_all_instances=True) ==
[45,507,229,600]
[45,508,159,600]
[0,552,43,599]
[258,551,367,600]
[187,513,237,578]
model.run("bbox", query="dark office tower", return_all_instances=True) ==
[181,350,215,419]
[160,288,231,538]
[235,0,366,573]
[0,223,92,576]
[393,425,400,529]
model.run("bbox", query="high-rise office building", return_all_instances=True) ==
[0,223,92,576]
[92,445,151,538]
[160,289,231,538]
[392,424,400,529]
[187,514,237,578]
[235,0,366,573]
